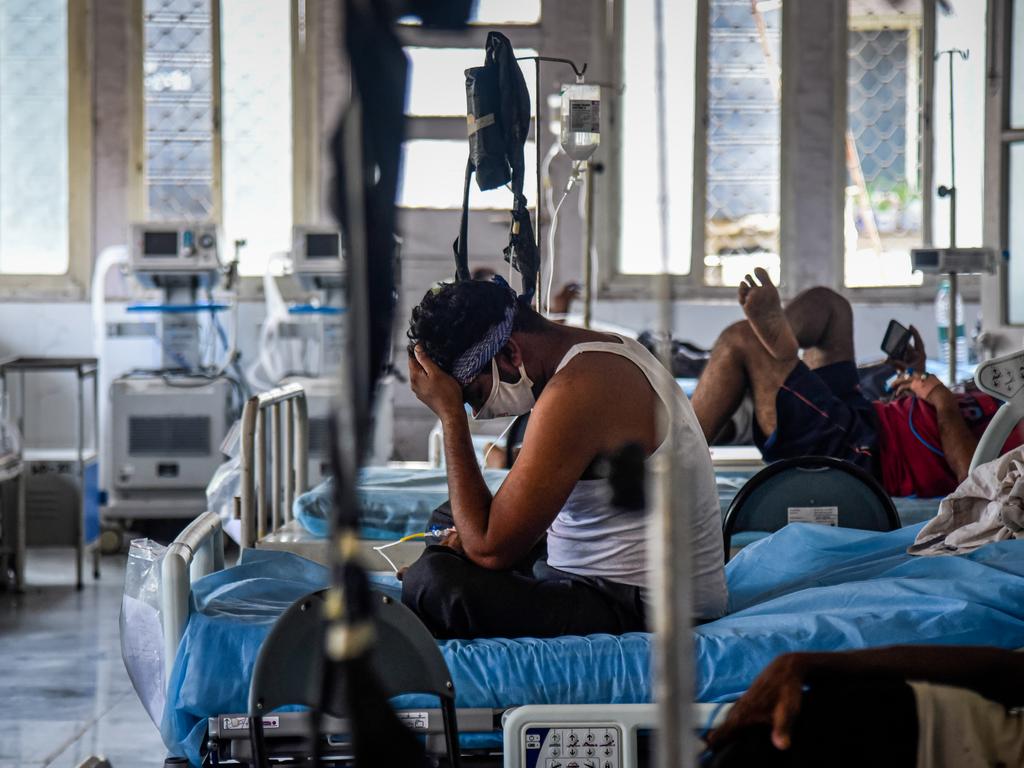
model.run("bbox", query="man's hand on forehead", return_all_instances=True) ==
[409,344,466,420]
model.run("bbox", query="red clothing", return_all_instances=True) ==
[872,392,1024,498]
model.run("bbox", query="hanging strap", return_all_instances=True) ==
[453,158,473,282]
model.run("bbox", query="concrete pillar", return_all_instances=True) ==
[780,0,847,294]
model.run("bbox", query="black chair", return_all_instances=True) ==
[247,589,461,767]
[722,456,901,562]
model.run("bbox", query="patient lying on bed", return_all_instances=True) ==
[706,645,1024,767]
[402,276,726,639]
[691,268,1023,499]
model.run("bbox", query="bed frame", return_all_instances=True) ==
[233,383,425,571]
[160,494,731,767]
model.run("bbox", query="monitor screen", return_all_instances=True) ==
[143,231,179,257]
[305,233,340,259]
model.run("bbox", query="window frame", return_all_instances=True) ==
[600,0,957,303]
[130,0,316,287]
[985,0,1024,327]
[0,0,93,297]
[398,23,543,212]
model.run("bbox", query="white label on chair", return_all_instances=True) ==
[221,715,280,731]
[398,711,429,730]
[787,506,839,526]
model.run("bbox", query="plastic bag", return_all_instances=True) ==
[206,419,242,543]
[120,537,168,726]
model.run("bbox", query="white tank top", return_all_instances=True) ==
[545,335,728,620]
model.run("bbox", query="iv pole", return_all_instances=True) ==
[516,55,587,313]
[936,47,969,385]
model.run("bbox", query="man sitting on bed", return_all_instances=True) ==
[691,268,1022,499]
[401,275,727,639]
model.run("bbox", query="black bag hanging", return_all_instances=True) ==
[454,32,539,301]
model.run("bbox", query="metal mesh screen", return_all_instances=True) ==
[845,0,924,287]
[703,0,782,287]
[0,0,69,274]
[144,0,215,220]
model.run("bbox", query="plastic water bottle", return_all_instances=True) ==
[934,278,968,370]
[560,83,601,161]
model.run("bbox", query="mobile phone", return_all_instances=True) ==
[881,319,912,360]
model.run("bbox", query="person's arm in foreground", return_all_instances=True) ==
[709,646,1024,751]
[893,371,977,481]
[407,345,601,570]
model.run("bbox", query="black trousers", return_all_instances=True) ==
[400,503,646,639]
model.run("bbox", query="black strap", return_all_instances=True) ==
[453,158,473,281]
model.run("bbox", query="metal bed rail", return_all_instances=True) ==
[160,510,225,683]
[240,383,310,549]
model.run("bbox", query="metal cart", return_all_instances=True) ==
[0,357,100,590]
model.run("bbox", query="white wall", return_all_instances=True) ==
[5,0,997,469]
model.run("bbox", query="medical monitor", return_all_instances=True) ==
[910,247,998,275]
[129,222,221,279]
[292,226,344,290]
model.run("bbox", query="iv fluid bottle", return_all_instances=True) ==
[560,83,601,161]
[934,278,968,369]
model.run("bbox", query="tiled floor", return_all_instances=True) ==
[0,550,167,767]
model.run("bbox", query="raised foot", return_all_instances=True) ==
[738,267,799,361]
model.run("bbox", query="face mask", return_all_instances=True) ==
[473,357,535,420]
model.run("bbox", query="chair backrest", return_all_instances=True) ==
[248,589,456,718]
[722,456,901,561]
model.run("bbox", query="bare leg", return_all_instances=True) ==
[738,268,800,361]
[691,321,798,443]
[692,285,856,442]
[784,286,855,369]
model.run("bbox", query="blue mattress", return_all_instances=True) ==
[319,465,939,542]
[298,468,510,539]
[162,523,1024,765]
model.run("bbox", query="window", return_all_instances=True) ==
[618,0,696,275]
[401,0,541,26]
[0,0,70,275]
[618,0,782,286]
[398,15,540,210]
[845,0,926,288]
[399,140,538,209]
[142,0,294,275]
[1005,0,1024,323]
[702,0,782,287]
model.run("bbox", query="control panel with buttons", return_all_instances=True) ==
[522,724,622,768]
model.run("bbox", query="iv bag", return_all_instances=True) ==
[560,83,601,161]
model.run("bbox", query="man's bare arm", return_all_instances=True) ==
[409,346,605,570]
[933,398,978,481]
[894,372,976,482]
[710,646,1024,751]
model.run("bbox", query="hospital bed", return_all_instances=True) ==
[156,510,1024,766]
[150,352,1024,765]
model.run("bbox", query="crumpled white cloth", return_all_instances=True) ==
[909,445,1024,556]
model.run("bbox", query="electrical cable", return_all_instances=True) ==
[481,415,520,466]
[372,527,457,574]
[908,396,946,457]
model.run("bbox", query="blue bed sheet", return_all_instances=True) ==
[161,523,1024,765]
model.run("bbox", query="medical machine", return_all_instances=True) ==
[257,226,392,480]
[910,247,999,275]
[104,223,237,523]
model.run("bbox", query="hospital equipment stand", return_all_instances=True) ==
[0,442,23,591]
[0,357,100,590]
[936,48,969,385]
